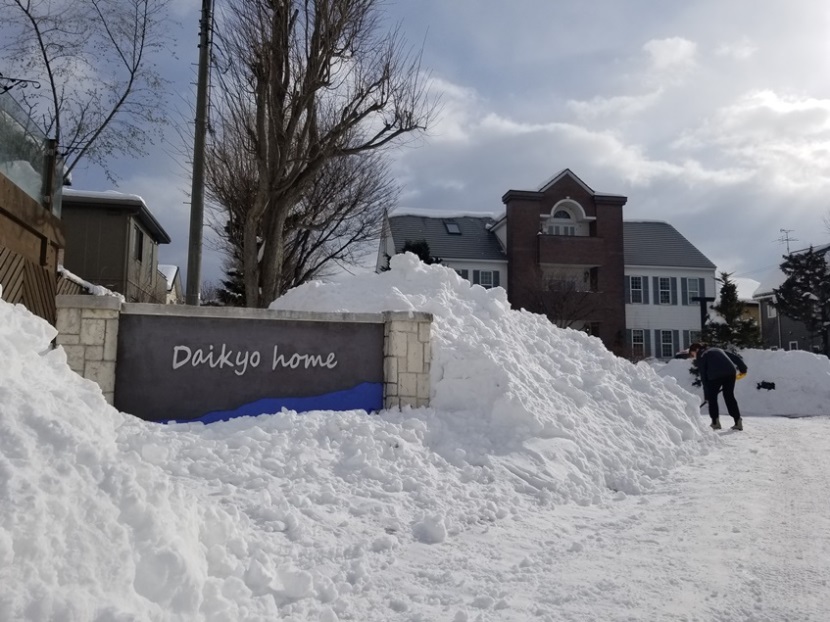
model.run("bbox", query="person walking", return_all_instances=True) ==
[688,342,744,431]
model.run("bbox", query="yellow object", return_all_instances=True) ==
[736,372,747,380]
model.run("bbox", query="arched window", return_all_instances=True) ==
[547,206,576,235]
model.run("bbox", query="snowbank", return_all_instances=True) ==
[656,348,830,416]
[0,254,714,620]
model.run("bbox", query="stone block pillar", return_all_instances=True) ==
[382,311,433,409]
[55,295,122,404]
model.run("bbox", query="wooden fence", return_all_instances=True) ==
[0,172,64,324]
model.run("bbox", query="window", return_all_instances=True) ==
[687,278,700,305]
[479,270,494,288]
[661,330,674,358]
[631,329,645,358]
[630,276,643,304]
[659,277,671,304]
[456,269,469,280]
[444,221,461,235]
[134,226,144,262]
[689,330,701,344]
[546,207,576,235]
[767,304,777,318]
[788,341,799,351]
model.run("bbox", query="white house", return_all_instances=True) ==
[623,221,717,359]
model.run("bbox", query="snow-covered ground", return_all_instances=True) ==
[2,254,829,621]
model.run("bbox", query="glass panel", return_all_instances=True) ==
[0,90,54,209]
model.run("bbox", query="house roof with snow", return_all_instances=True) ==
[623,221,715,269]
[62,188,171,244]
[386,211,505,261]
[386,212,714,271]
[158,264,179,292]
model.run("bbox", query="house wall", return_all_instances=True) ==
[61,207,127,293]
[125,218,165,303]
[625,267,716,358]
[757,297,824,352]
[441,259,508,290]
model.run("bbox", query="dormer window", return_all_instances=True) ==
[444,221,461,235]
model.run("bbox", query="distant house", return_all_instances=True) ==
[378,169,716,359]
[753,244,830,352]
[158,264,183,304]
[61,188,171,304]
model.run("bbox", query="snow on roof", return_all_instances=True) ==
[62,187,147,206]
[732,277,761,302]
[389,207,503,220]
[157,264,179,291]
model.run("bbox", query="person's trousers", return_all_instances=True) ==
[704,375,741,422]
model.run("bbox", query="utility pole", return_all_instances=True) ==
[185,0,213,306]
[691,279,715,335]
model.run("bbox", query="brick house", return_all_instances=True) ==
[377,169,716,359]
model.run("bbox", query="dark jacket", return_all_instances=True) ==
[697,347,737,383]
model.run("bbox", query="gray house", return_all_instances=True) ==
[61,188,171,303]
[753,243,830,352]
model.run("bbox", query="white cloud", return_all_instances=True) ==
[567,90,664,119]
[715,39,758,60]
[643,37,698,71]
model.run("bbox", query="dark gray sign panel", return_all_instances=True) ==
[114,313,383,423]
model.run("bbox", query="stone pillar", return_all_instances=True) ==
[55,295,122,404]
[382,311,433,409]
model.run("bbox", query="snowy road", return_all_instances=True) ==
[371,416,830,621]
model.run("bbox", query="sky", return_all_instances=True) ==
[3,254,830,620]
[62,0,830,291]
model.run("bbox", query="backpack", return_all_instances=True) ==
[726,351,748,374]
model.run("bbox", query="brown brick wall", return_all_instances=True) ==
[503,177,627,355]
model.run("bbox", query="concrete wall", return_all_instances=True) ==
[55,296,433,414]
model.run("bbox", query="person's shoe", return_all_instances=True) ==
[731,418,743,431]
[710,419,722,430]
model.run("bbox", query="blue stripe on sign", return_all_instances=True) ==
[160,382,384,424]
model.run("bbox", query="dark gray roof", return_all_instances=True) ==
[388,214,505,261]
[624,221,715,269]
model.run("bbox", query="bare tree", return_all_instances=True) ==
[206,123,398,303]
[1,0,172,179]
[212,0,436,307]
[524,266,600,330]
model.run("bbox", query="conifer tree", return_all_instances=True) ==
[401,240,442,265]
[702,272,763,350]
[772,247,830,355]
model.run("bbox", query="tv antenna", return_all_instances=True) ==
[776,228,798,254]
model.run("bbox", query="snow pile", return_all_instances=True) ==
[656,348,830,416]
[0,254,714,620]
[272,253,711,502]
